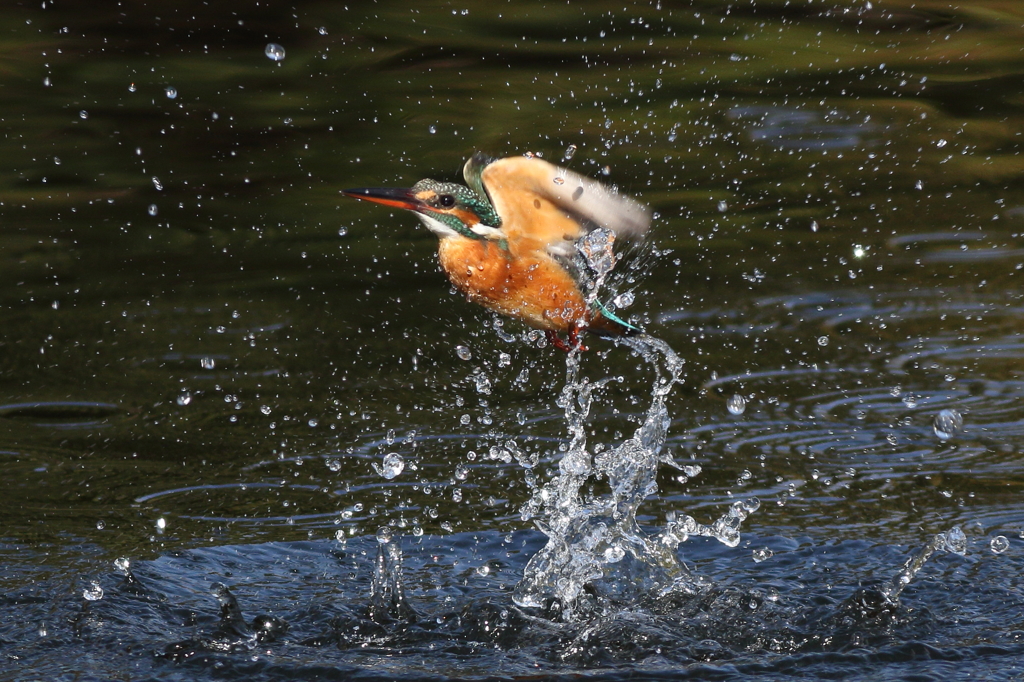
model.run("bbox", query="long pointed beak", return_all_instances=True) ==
[342,187,423,212]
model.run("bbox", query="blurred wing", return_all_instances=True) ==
[469,155,651,259]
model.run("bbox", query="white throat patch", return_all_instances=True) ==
[415,212,461,239]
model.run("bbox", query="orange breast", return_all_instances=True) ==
[436,237,589,332]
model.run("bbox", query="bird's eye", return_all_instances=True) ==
[438,194,456,208]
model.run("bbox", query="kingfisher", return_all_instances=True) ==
[343,152,651,351]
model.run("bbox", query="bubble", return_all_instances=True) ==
[717,200,728,212]
[164,86,177,99]
[260,405,271,415]
[151,176,163,191]
[379,452,405,480]
[752,548,773,563]
[937,138,947,148]
[317,26,328,35]
[933,409,963,440]
[915,179,923,190]
[128,82,136,92]
[562,144,577,162]
[902,394,918,409]
[200,357,215,370]
[82,581,104,601]
[326,459,341,472]
[96,520,105,530]
[265,43,286,61]
[990,535,1010,554]
[454,463,469,481]
[811,220,819,232]
[376,526,394,544]
[79,110,89,119]
[147,204,158,216]
[553,176,565,186]
[456,345,472,361]
[113,557,131,574]
[727,394,746,415]
[428,125,437,134]
[452,488,463,503]
[176,391,192,406]
[43,76,51,87]
[338,226,348,237]
[156,517,167,530]
[817,335,829,346]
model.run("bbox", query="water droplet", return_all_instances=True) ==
[338,226,348,237]
[456,345,472,361]
[817,335,829,346]
[376,526,394,544]
[902,394,918,409]
[498,352,511,367]
[79,110,88,119]
[260,405,271,415]
[176,391,192,406]
[53,156,61,166]
[265,43,286,61]
[727,394,746,415]
[752,547,773,563]
[147,204,158,216]
[43,76,51,87]
[933,409,963,440]
[452,488,463,503]
[990,535,1010,554]
[552,176,565,186]
[562,144,577,162]
[82,581,104,601]
[811,220,819,232]
[717,200,728,212]
[613,291,635,309]
[941,526,967,555]
[428,125,437,134]
[128,82,136,92]
[915,180,923,190]
[379,452,405,480]
[454,462,469,481]
[853,244,866,259]
[151,176,163,191]
[156,517,167,530]
[317,26,328,35]
[603,545,625,562]
[308,418,318,428]
[937,138,947,148]
[113,557,131,574]
[200,357,215,370]
[164,86,177,99]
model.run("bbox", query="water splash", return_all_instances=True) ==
[512,230,756,618]
[882,525,967,603]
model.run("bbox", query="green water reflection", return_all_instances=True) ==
[2,0,1024,570]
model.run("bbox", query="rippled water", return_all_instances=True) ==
[4,1,1024,679]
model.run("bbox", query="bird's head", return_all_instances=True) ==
[344,178,501,239]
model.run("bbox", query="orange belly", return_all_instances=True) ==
[437,237,589,332]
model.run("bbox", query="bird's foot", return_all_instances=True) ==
[545,328,588,353]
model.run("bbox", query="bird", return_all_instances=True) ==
[343,152,651,351]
